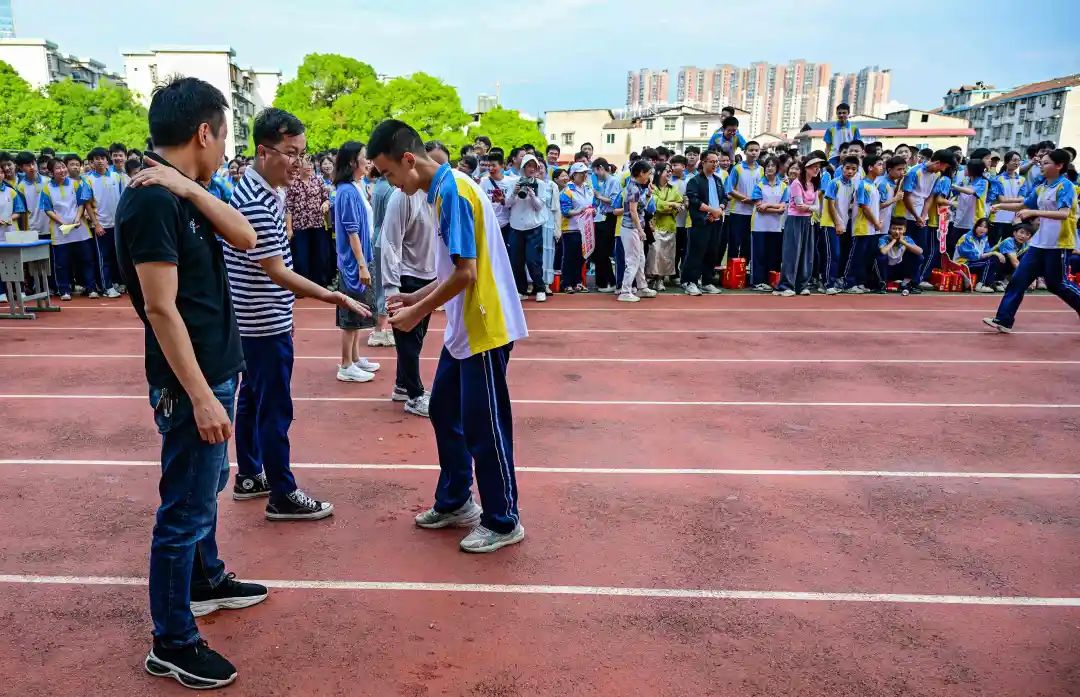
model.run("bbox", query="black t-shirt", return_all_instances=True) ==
[114,156,244,390]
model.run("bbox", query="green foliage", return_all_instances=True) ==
[272,54,542,157]
[0,60,148,153]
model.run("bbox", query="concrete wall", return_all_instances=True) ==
[0,40,51,88]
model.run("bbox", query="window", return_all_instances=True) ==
[1014,133,1023,146]
[699,121,709,136]
[1026,97,1035,109]
[920,113,929,123]
[664,117,677,132]
[605,133,615,145]
[645,119,654,130]
[1024,121,1032,136]
[1008,102,1016,115]
[1039,94,1048,107]
[1054,94,1063,109]
[561,132,574,146]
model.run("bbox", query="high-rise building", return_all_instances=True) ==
[477,93,498,113]
[0,0,14,38]
[124,46,280,156]
[0,38,122,89]
[626,68,670,113]
[670,60,888,135]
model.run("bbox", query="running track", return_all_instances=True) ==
[1,293,1078,696]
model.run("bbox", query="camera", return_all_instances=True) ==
[516,176,538,198]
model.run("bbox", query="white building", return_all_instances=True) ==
[962,74,1080,152]
[0,38,122,89]
[123,46,280,156]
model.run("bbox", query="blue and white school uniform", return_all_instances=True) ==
[822,175,857,289]
[0,181,27,242]
[953,230,998,287]
[875,234,920,283]
[17,174,50,239]
[86,169,125,289]
[39,177,97,294]
[749,177,788,286]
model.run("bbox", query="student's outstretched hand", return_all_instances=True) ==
[388,304,422,333]
[386,292,417,314]
[331,291,371,318]
[130,157,202,199]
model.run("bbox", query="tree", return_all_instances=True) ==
[470,107,545,154]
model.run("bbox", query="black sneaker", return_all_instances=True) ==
[265,489,334,521]
[232,472,270,500]
[190,573,268,617]
[145,638,237,689]
[905,284,922,295]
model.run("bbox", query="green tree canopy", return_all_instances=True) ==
[0,60,148,153]
[270,53,544,157]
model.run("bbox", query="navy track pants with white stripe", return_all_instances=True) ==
[430,343,519,534]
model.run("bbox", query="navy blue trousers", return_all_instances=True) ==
[843,234,883,288]
[994,248,1080,329]
[429,344,519,534]
[235,332,298,501]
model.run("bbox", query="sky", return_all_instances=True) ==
[15,0,1080,120]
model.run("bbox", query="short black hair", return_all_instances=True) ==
[885,155,907,171]
[841,155,861,168]
[546,144,560,154]
[669,154,687,166]
[425,140,450,158]
[0,151,11,163]
[862,155,882,173]
[474,135,492,148]
[367,119,426,162]
[128,148,143,160]
[591,157,610,171]
[88,147,109,160]
[573,151,588,162]
[641,147,659,161]
[40,147,56,156]
[108,142,127,155]
[930,149,956,167]
[333,140,366,186]
[64,153,82,164]
[489,146,504,159]
[551,167,567,180]
[1047,148,1072,168]
[721,105,736,115]
[460,154,478,171]
[125,159,142,176]
[837,102,851,112]
[253,108,305,148]
[721,116,739,129]
[684,145,701,155]
[919,148,934,159]
[849,139,865,148]
[630,160,652,178]
[970,148,991,161]
[148,76,228,148]
[745,141,760,150]
[46,158,65,173]
[484,152,505,165]
[14,151,35,167]
[459,144,473,157]
[1012,222,1035,236]
[581,141,593,149]
[508,146,523,162]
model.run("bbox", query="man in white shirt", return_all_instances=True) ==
[506,154,549,302]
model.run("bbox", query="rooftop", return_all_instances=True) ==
[973,73,1080,109]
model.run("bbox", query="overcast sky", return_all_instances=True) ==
[16,0,1080,118]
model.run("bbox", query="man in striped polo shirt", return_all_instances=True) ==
[224,108,369,520]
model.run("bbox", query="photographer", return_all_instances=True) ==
[507,154,549,301]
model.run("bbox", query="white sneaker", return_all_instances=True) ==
[844,285,867,294]
[404,393,430,418]
[337,364,375,383]
[536,291,547,303]
[825,286,841,295]
[88,291,100,299]
[367,330,395,347]
[753,283,771,292]
[702,284,722,295]
[1036,279,1047,290]
[780,289,796,297]
[656,280,666,292]
[0,293,6,303]
[391,385,409,402]
[684,282,702,296]
[799,289,811,296]
[919,281,935,290]
[74,285,85,294]
[993,281,1007,292]
[518,293,528,300]
[415,499,482,529]
[597,286,616,294]
[617,292,640,303]
[636,287,658,298]
[103,287,121,298]
[60,293,72,301]
[975,283,995,293]
[354,358,381,372]
[460,523,525,553]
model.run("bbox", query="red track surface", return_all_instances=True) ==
[1,293,1079,696]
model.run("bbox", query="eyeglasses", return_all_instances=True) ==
[263,145,307,164]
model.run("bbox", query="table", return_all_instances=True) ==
[0,240,59,320]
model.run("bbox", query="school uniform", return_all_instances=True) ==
[875,234,921,284]
[902,164,952,284]
[844,178,884,289]
[823,121,862,161]
[426,163,528,535]
[86,169,125,290]
[707,130,746,159]
[0,180,26,242]
[953,231,998,287]
[811,170,832,287]
[949,174,989,258]
[988,172,1024,244]
[749,177,787,286]
[558,182,593,288]
[822,174,857,290]
[724,162,762,262]
[480,174,517,247]
[40,177,97,295]
[17,174,50,239]
[992,177,1080,328]
[875,175,905,228]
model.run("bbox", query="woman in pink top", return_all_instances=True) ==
[776,156,824,296]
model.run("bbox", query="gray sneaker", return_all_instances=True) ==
[391,385,409,402]
[459,524,525,553]
[404,393,430,418]
[415,499,482,529]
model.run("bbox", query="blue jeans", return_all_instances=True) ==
[994,247,1080,328]
[148,376,237,649]
[509,225,545,294]
[429,345,519,534]
[235,332,298,501]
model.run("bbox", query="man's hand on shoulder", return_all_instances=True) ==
[130,158,201,200]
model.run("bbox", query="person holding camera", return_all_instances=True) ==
[506,154,549,301]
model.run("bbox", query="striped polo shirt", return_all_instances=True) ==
[223,167,295,337]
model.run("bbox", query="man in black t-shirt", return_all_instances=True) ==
[113,77,265,691]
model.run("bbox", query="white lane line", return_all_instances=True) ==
[0,574,1075,606]
[2,354,1078,366]
[1,394,1078,408]
[3,458,1076,479]
[3,326,1077,335]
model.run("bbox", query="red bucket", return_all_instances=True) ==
[768,270,781,288]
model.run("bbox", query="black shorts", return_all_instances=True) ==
[336,286,376,330]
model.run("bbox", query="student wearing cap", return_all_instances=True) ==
[558,162,594,293]
[506,154,549,302]
[776,156,821,296]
